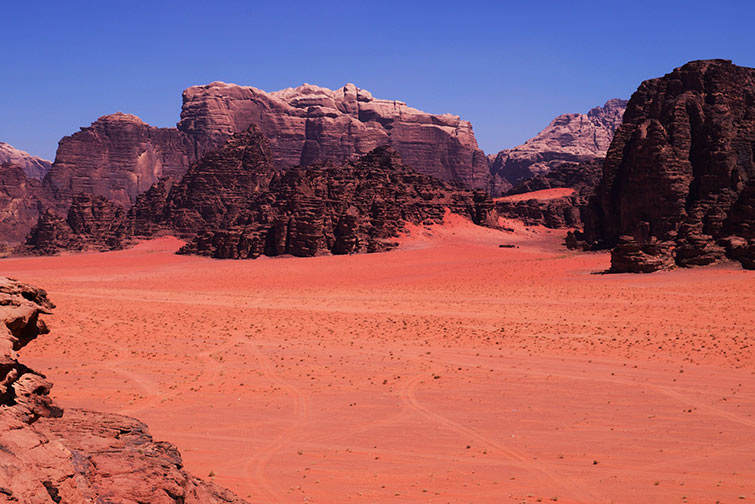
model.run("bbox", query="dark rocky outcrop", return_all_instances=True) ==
[23,194,128,255]
[178,82,492,190]
[167,127,497,259]
[0,142,52,180]
[490,99,626,192]
[0,277,249,503]
[44,113,196,207]
[494,158,604,228]
[25,126,498,258]
[583,59,755,272]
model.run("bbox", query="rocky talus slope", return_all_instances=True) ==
[0,142,51,180]
[0,277,249,503]
[583,59,755,272]
[494,158,604,228]
[490,99,626,192]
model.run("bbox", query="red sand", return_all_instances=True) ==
[494,188,575,202]
[2,221,754,504]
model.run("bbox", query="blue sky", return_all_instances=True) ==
[2,0,754,160]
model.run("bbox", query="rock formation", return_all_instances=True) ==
[490,99,627,191]
[23,194,128,255]
[44,113,196,207]
[35,81,491,234]
[177,81,491,189]
[0,142,52,180]
[583,59,755,272]
[0,277,249,503]
[494,158,604,228]
[25,126,498,258]
[0,163,57,249]
[167,126,497,259]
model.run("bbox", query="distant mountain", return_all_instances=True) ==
[489,99,627,192]
[0,142,52,180]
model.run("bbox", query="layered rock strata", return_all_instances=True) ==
[44,113,196,206]
[177,82,492,190]
[583,59,755,272]
[0,277,248,503]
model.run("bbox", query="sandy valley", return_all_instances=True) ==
[2,219,753,504]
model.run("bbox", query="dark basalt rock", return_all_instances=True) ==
[583,59,755,271]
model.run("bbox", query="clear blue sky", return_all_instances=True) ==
[3,0,754,161]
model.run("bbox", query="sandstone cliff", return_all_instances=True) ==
[178,81,491,190]
[0,142,52,180]
[490,99,626,191]
[583,60,755,272]
[167,126,497,259]
[0,164,54,248]
[44,113,196,207]
[0,277,249,503]
[25,126,498,259]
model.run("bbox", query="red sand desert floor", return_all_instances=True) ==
[1,218,754,504]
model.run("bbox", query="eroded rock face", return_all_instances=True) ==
[0,164,54,247]
[583,59,755,272]
[0,277,58,424]
[0,142,52,180]
[0,277,249,503]
[178,81,491,190]
[495,158,604,228]
[44,113,196,207]
[166,127,497,259]
[490,99,626,191]
[23,194,128,255]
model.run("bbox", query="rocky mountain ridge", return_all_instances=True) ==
[178,81,492,190]
[24,127,499,258]
[490,98,627,192]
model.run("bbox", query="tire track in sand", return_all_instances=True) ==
[240,336,310,504]
[399,373,599,504]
